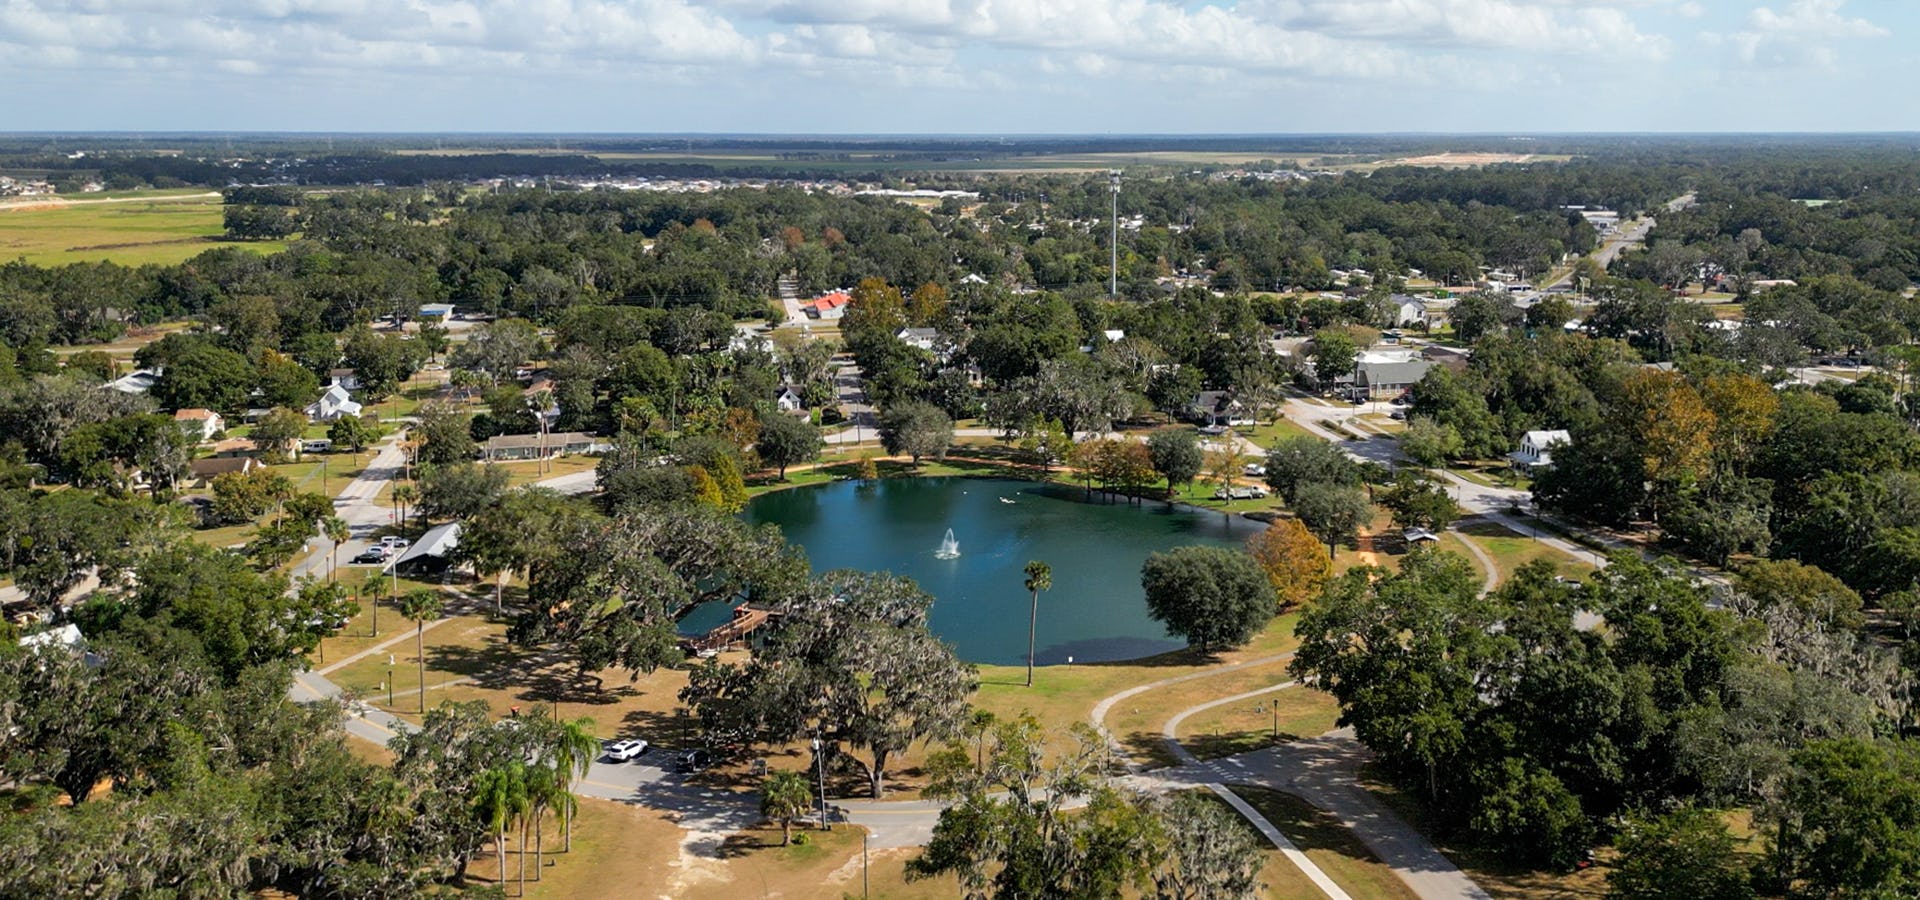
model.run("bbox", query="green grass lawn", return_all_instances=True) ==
[1229,786,1423,900]
[1455,518,1597,584]
[0,192,287,266]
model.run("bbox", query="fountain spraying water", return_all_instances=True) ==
[935,527,960,559]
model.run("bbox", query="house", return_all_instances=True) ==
[804,292,850,320]
[1403,527,1440,545]
[479,431,611,462]
[305,384,363,422]
[392,523,461,579]
[1509,430,1571,473]
[107,367,161,395]
[1349,358,1434,401]
[775,385,807,414]
[173,408,225,442]
[1190,391,1253,428]
[207,438,259,459]
[1390,295,1429,328]
[418,303,456,321]
[188,456,262,486]
[896,327,939,351]
[327,369,362,391]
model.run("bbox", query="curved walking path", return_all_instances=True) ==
[1095,660,1491,900]
[1087,651,1296,764]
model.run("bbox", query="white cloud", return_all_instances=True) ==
[1725,0,1887,66]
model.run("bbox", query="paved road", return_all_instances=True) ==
[291,439,412,585]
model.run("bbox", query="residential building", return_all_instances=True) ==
[775,385,806,414]
[479,431,610,461]
[803,291,850,320]
[327,369,363,391]
[1349,358,1434,401]
[896,327,939,351]
[173,408,225,442]
[107,367,161,395]
[1509,430,1571,473]
[418,303,456,320]
[305,384,363,422]
[187,456,262,486]
[1190,391,1252,427]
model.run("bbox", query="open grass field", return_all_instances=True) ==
[1175,686,1342,763]
[0,190,287,266]
[1455,518,1599,584]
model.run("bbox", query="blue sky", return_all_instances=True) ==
[4,0,1915,133]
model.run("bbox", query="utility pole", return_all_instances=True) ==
[1109,170,1121,297]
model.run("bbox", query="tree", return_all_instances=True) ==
[322,515,349,583]
[390,482,418,528]
[450,318,544,384]
[472,763,528,894]
[1262,435,1358,502]
[417,462,510,523]
[1766,738,1920,896]
[1147,429,1204,502]
[1016,418,1075,472]
[877,400,952,466]
[1399,416,1464,468]
[1291,482,1373,557]
[152,339,254,414]
[256,351,320,409]
[1311,329,1358,384]
[1245,519,1332,610]
[1379,473,1459,532]
[1140,547,1275,654]
[755,412,821,480]
[398,589,444,714]
[1608,806,1753,900]
[251,406,308,463]
[415,402,476,465]
[545,716,599,853]
[1146,793,1266,900]
[1023,560,1052,687]
[327,414,382,454]
[760,770,814,846]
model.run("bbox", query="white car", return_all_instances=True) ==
[1243,463,1267,476]
[380,536,411,550]
[604,739,649,762]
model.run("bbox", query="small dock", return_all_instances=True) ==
[684,605,773,654]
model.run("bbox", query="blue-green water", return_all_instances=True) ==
[686,477,1263,665]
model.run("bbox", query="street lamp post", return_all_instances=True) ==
[810,736,830,832]
[386,655,395,707]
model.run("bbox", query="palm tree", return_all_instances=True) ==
[397,589,443,713]
[361,571,388,638]
[391,482,419,528]
[760,770,814,846]
[323,515,349,583]
[1023,560,1052,687]
[522,764,561,884]
[472,764,528,892]
[545,717,598,852]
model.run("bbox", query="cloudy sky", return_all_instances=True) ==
[4,0,1914,133]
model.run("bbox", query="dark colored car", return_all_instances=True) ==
[673,749,713,773]
[352,547,390,564]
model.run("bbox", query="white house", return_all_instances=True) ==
[1509,430,1571,473]
[107,367,161,395]
[327,369,363,391]
[775,385,806,414]
[896,327,939,351]
[173,408,225,442]
[305,384,364,422]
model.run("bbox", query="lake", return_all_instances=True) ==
[687,476,1264,665]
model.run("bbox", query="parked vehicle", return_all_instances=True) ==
[604,739,649,762]
[1211,486,1270,501]
[1243,463,1267,476]
[352,547,391,564]
[379,536,411,550]
[673,748,713,773]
